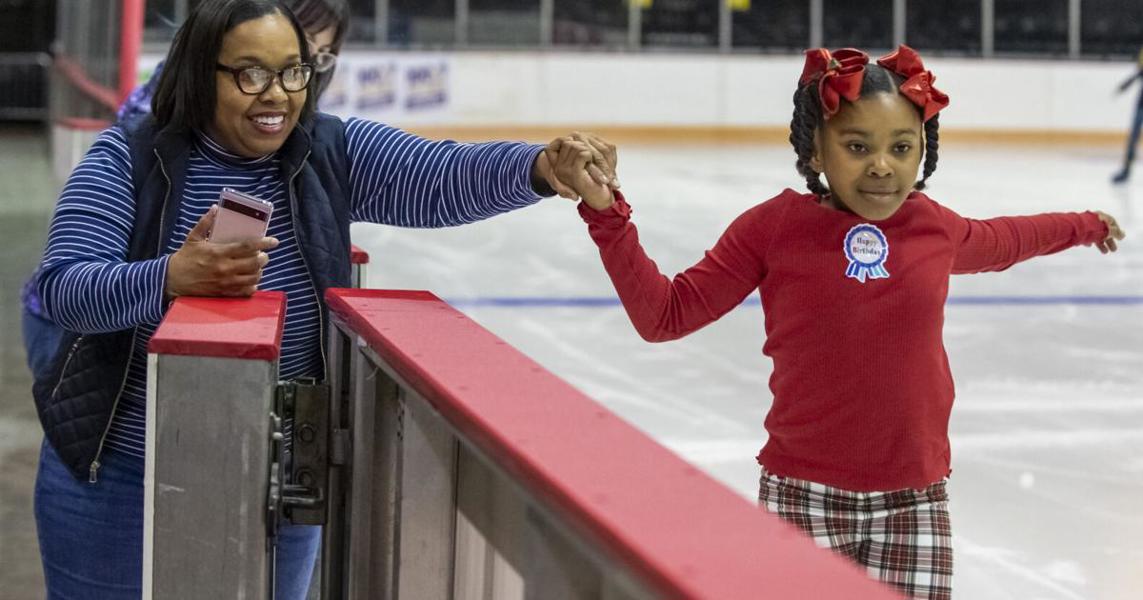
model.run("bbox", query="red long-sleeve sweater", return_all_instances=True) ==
[580,189,1108,491]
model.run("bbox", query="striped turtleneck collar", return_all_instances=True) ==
[194,133,277,169]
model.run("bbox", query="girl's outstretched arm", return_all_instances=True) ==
[940,204,1124,274]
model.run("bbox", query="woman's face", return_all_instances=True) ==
[210,11,308,157]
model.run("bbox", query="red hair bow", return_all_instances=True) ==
[876,45,949,122]
[800,48,869,119]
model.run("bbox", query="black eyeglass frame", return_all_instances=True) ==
[215,63,314,95]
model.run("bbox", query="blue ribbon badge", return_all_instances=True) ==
[843,224,890,283]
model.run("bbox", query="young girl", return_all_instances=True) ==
[551,45,1126,600]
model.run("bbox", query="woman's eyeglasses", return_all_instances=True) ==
[216,64,314,95]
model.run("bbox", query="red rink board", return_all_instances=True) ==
[326,288,898,600]
[148,291,286,361]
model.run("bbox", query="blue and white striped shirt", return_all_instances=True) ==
[38,117,544,459]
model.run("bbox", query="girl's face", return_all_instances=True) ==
[210,12,308,157]
[811,91,923,221]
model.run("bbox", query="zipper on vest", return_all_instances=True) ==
[89,149,170,484]
[285,150,328,374]
[48,335,84,402]
[89,324,141,484]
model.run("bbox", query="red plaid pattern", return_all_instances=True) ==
[758,468,953,600]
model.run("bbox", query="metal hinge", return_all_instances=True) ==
[272,378,331,526]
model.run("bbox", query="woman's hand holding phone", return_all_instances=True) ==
[210,188,274,243]
[165,205,280,301]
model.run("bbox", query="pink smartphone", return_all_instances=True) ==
[209,188,273,243]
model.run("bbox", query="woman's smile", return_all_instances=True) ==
[248,110,288,135]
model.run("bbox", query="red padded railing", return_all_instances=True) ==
[148,242,366,359]
[326,288,897,599]
[148,291,286,360]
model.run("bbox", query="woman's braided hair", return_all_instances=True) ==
[789,62,940,195]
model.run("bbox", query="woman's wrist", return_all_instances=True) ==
[529,150,557,197]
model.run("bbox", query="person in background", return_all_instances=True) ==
[30,1,613,597]
[1112,47,1143,183]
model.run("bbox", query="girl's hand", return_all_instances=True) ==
[1095,211,1126,254]
[553,140,615,210]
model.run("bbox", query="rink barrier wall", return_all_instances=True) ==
[67,50,1124,191]
[322,287,897,599]
[58,50,1130,184]
[131,50,1136,139]
[139,280,897,597]
[143,291,287,598]
[141,246,369,597]
[397,124,1128,147]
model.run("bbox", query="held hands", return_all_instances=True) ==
[164,205,280,300]
[1095,211,1126,254]
[548,136,619,211]
[532,132,619,202]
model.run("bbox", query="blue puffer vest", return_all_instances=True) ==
[33,113,353,481]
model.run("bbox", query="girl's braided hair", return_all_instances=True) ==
[789,63,940,196]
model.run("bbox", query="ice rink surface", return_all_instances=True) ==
[353,141,1142,599]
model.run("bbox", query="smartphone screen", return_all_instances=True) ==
[209,188,273,243]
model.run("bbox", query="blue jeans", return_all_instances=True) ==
[34,440,321,599]
[21,306,64,382]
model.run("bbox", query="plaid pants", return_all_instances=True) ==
[758,468,953,600]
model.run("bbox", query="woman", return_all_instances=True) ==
[31,0,609,597]
[21,0,350,386]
